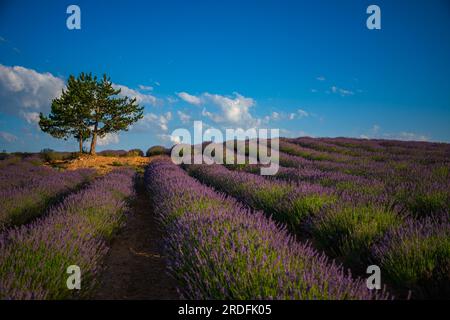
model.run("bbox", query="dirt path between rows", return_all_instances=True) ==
[93,175,179,299]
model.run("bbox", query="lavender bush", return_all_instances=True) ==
[0,168,135,299]
[187,164,336,231]
[145,158,385,299]
[372,215,450,299]
[0,159,94,230]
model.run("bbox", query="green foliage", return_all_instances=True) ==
[146,145,169,157]
[40,149,77,162]
[291,194,336,222]
[127,149,144,157]
[432,165,449,180]
[39,73,144,154]
[372,215,450,299]
[313,205,402,267]
[39,73,94,152]
[405,191,448,218]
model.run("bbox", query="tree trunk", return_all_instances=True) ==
[90,130,97,155]
[79,136,83,153]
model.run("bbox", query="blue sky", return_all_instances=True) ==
[1,0,449,152]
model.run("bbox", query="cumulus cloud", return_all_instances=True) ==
[202,92,257,126]
[157,133,181,145]
[20,111,40,124]
[177,92,202,106]
[0,131,18,143]
[97,133,119,146]
[134,112,172,132]
[177,110,191,124]
[0,64,65,121]
[0,64,160,130]
[113,84,158,106]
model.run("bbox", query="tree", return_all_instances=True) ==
[39,73,143,155]
[88,75,143,155]
[39,73,95,153]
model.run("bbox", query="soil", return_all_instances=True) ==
[93,175,179,300]
[51,155,151,174]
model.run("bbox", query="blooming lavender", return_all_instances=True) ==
[0,159,94,230]
[371,215,450,299]
[0,168,135,299]
[145,158,384,300]
[188,163,336,231]
[196,137,449,299]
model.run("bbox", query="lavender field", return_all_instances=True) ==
[0,137,449,300]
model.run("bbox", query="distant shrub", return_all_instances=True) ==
[146,145,169,157]
[0,152,9,161]
[127,149,144,157]
[111,161,123,167]
[98,150,128,157]
[40,149,76,162]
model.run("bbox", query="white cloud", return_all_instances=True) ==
[177,110,191,124]
[297,109,309,118]
[362,125,429,142]
[157,133,181,145]
[202,92,256,126]
[20,111,40,124]
[396,132,429,142]
[0,131,18,143]
[270,112,280,120]
[331,85,354,97]
[316,76,326,81]
[138,84,153,91]
[177,92,202,106]
[97,133,119,146]
[278,109,309,121]
[0,64,65,120]
[372,124,380,133]
[167,96,178,104]
[135,112,172,132]
[113,84,158,106]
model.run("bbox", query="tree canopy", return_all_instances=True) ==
[39,73,144,154]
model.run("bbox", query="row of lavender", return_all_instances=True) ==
[286,137,450,164]
[0,157,94,230]
[270,140,450,218]
[145,158,385,299]
[0,168,135,299]
[188,163,449,299]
